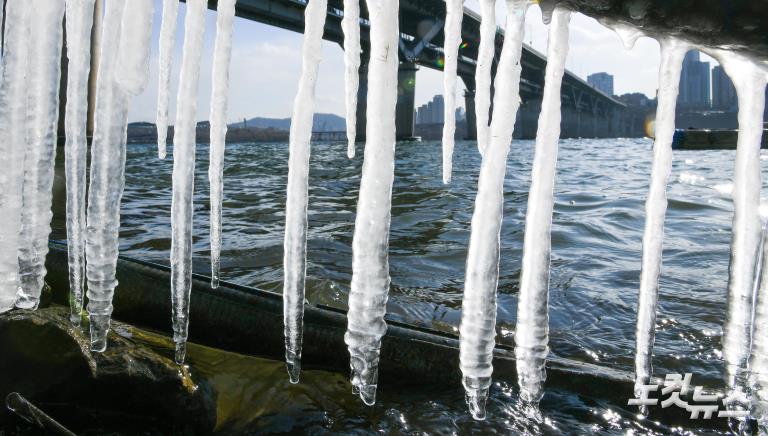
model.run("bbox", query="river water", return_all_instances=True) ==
[49,138,763,433]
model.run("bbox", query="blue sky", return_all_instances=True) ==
[127,0,695,123]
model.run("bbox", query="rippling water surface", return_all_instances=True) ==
[53,138,768,433]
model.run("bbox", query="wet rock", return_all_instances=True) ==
[0,306,216,434]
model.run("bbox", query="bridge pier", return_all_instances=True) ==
[464,89,477,140]
[395,62,418,140]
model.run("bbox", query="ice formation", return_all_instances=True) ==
[208,0,237,289]
[474,0,495,155]
[344,0,399,406]
[749,217,768,428]
[86,0,153,351]
[632,39,688,408]
[0,0,30,313]
[717,53,767,415]
[342,0,361,158]
[441,0,463,184]
[514,7,570,405]
[458,0,528,420]
[15,0,65,310]
[171,0,207,364]
[156,0,179,160]
[283,0,328,384]
[63,0,96,325]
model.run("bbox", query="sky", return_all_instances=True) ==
[126,0,713,123]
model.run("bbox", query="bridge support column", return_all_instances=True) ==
[464,89,477,140]
[395,62,418,140]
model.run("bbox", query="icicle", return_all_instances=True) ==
[171,0,207,364]
[717,53,767,417]
[156,0,179,160]
[441,0,463,184]
[606,21,643,50]
[514,7,570,406]
[342,0,361,158]
[474,0,495,156]
[283,0,328,384]
[208,0,236,290]
[344,0,399,406]
[15,0,65,310]
[86,0,153,351]
[458,0,528,420]
[63,0,96,326]
[632,38,688,411]
[0,1,30,313]
[749,215,768,430]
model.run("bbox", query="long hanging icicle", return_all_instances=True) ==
[514,7,570,405]
[342,0,361,158]
[208,0,237,290]
[474,0,495,155]
[282,0,328,384]
[0,0,30,313]
[86,0,153,351]
[749,217,768,429]
[458,0,528,421]
[15,0,65,309]
[344,0,399,406]
[63,0,96,325]
[171,0,207,364]
[156,0,179,160]
[632,39,688,408]
[718,53,767,416]
[440,0,463,184]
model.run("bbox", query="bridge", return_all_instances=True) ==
[202,0,627,140]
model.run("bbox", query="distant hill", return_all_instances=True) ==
[229,113,346,132]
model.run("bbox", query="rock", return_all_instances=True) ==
[0,306,216,434]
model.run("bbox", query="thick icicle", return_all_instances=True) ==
[86,0,153,351]
[474,0,495,155]
[63,0,96,325]
[171,0,207,364]
[208,0,237,290]
[0,1,30,313]
[514,7,570,405]
[342,0,361,158]
[156,0,179,160]
[718,54,767,416]
[441,0,463,184]
[344,0,399,406]
[282,0,328,384]
[749,216,768,429]
[458,0,528,420]
[15,0,65,309]
[632,39,688,409]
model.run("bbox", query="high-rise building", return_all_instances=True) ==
[587,72,614,96]
[416,95,446,124]
[678,50,711,109]
[711,65,737,111]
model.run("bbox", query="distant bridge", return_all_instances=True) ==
[200,0,628,140]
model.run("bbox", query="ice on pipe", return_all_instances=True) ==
[0,1,30,313]
[474,0,495,156]
[15,0,65,310]
[86,0,153,352]
[717,52,767,416]
[156,0,179,160]
[514,7,570,405]
[342,0,361,158]
[441,0,463,184]
[171,0,207,365]
[208,0,237,290]
[344,0,399,406]
[283,0,328,384]
[459,0,528,420]
[632,39,687,411]
[63,0,96,325]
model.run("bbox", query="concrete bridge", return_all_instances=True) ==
[203,0,627,140]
